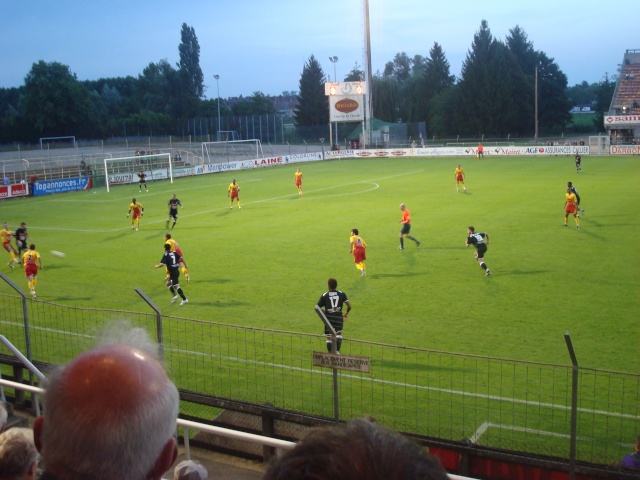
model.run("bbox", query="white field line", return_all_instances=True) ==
[1,318,637,422]
[471,421,595,443]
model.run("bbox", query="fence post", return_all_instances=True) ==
[134,287,164,360]
[314,306,339,422]
[0,272,39,416]
[564,332,578,480]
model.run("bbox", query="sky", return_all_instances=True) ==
[0,0,636,99]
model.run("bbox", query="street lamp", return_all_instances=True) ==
[328,56,339,147]
[213,74,221,141]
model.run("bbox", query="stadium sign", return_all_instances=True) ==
[34,177,91,196]
[0,183,28,200]
[312,351,371,373]
[604,115,640,126]
[330,95,364,122]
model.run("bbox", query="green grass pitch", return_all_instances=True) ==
[2,155,639,373]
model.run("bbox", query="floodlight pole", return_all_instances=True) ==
[534,66,539,142]
[214,75,221,141]
[329,56,339,147]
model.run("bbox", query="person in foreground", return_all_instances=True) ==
[466,226,491,276]
[0,427,39,480]
[173,460,208,480]
[33,322,180,480]
[621,434,640,470]
[317,278,351,354]
[261,417,449,480]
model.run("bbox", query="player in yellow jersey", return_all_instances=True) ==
[1,223,20,268]
[563,187,580,228]
[349,228,367,277]
[454,164,466,192]
[164,233,189,282]
[22,244,43,299]
[127,198,144,231]
[294,168,303,196]
[228,179,241,209]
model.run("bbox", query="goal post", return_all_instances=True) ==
[103,152,173,193]
[39,136,76,150]
[202,139,264,164]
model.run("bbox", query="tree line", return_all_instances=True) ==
[0,21,615,144]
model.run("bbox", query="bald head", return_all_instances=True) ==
[36,327,179,480]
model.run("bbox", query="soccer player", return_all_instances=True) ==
[228,179,241,209]
[166,194,182,230]
[164,233,189,282]
[138,171,148,192]
[14,222,30,257]
[127,198,144,231]
[294,168,303,196]
[574,153,582,173]
[155,243,188,305]
[317,278,352,354]
[349,228,367,277]
[564,187,580,228]
[477,143,484,159]
[454,164,466,192]
[567,181,584,214]
[22,244,43,299]
[398,203,421,250]
[1,223,20,268]
[465,226,491,276]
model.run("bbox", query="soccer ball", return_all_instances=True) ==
[50,250,66,258]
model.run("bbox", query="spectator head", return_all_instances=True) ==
[0,403,7,433]
[33,322,179,480]
[0,427,38,480]
[173,460,208,480]
[262,417,449,480]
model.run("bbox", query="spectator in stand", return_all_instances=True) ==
[262,417,449,480]
[3,175,9,186]
[173,460,208,480]
[622,434,640,470]
[33,322,180,480]
[0,427,39,480]
[0,403,7,433]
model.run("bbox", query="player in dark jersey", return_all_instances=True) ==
[14,223,30,257]
[317,278,352,353]
[166,194,183,230]
[138,171,148,192]
[465,226,491,276]
[567,182,584,214]
[574,153,582,173]
[155,243,188,305]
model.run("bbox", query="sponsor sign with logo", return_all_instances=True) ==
[34,177,91,196]
[330,95,365,122]
[611,145,640,155]
[604,115,640,126]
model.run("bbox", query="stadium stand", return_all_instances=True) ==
[606,49,640,145]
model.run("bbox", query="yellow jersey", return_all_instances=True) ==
[165,238,178,252]
[350,234,367,250]
[22,249,41,266]
[1,228,13,244]
[228,182,240,194]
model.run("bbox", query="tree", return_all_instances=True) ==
[416,42,456,127]
[294,55,328,126]
[344,63,364,81]
[383,52,412,82]
[21,61,94,139]
[535,51,572,134]
[592,73,616,131]
[177,23,204,117]
[372,75,400,122]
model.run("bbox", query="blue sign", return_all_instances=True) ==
[34,177,91,196]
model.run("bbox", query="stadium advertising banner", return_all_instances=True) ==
[195,162,241,175]
[330,95,365,122]
[0,183,29,200]
[604,115,640,126]
[33,177,90,196]
[108,169,168,185]
[350,145,590,158]
[610,145,640,155]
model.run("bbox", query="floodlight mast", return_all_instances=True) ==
[329,56,339,146]
[214,75,221,141]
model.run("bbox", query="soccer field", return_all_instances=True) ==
[1,154,639,373]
